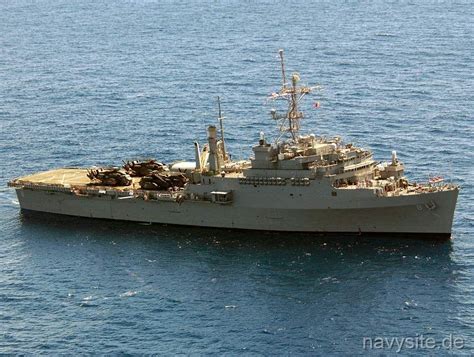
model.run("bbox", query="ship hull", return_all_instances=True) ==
[14,187,458,239]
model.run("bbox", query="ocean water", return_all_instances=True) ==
[0,0,473,354]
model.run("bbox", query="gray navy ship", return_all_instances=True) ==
[8,50,459,239]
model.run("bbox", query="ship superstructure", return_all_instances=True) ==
[8,51,459,239]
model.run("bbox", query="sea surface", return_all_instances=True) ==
[0,0,473,354]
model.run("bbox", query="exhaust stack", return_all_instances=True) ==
[194,142,202,171]
[208,125,218,172]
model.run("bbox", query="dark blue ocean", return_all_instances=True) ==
[0,0,473,354]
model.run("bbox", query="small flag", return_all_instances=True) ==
[313,101,321,109]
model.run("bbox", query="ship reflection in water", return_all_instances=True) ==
[12,210,470,353]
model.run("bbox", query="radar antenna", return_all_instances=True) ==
[269,49,318,142]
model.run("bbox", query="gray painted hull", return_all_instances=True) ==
[15,186,458,237]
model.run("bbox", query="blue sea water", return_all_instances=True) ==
[0,0,473,354]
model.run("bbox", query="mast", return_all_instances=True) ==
[279,49,287,89]
[270,49,316,142]
[217,96,227,160]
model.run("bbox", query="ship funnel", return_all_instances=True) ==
[208,125,217,139]
[194,141,201,171]
[208,125,218,172]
